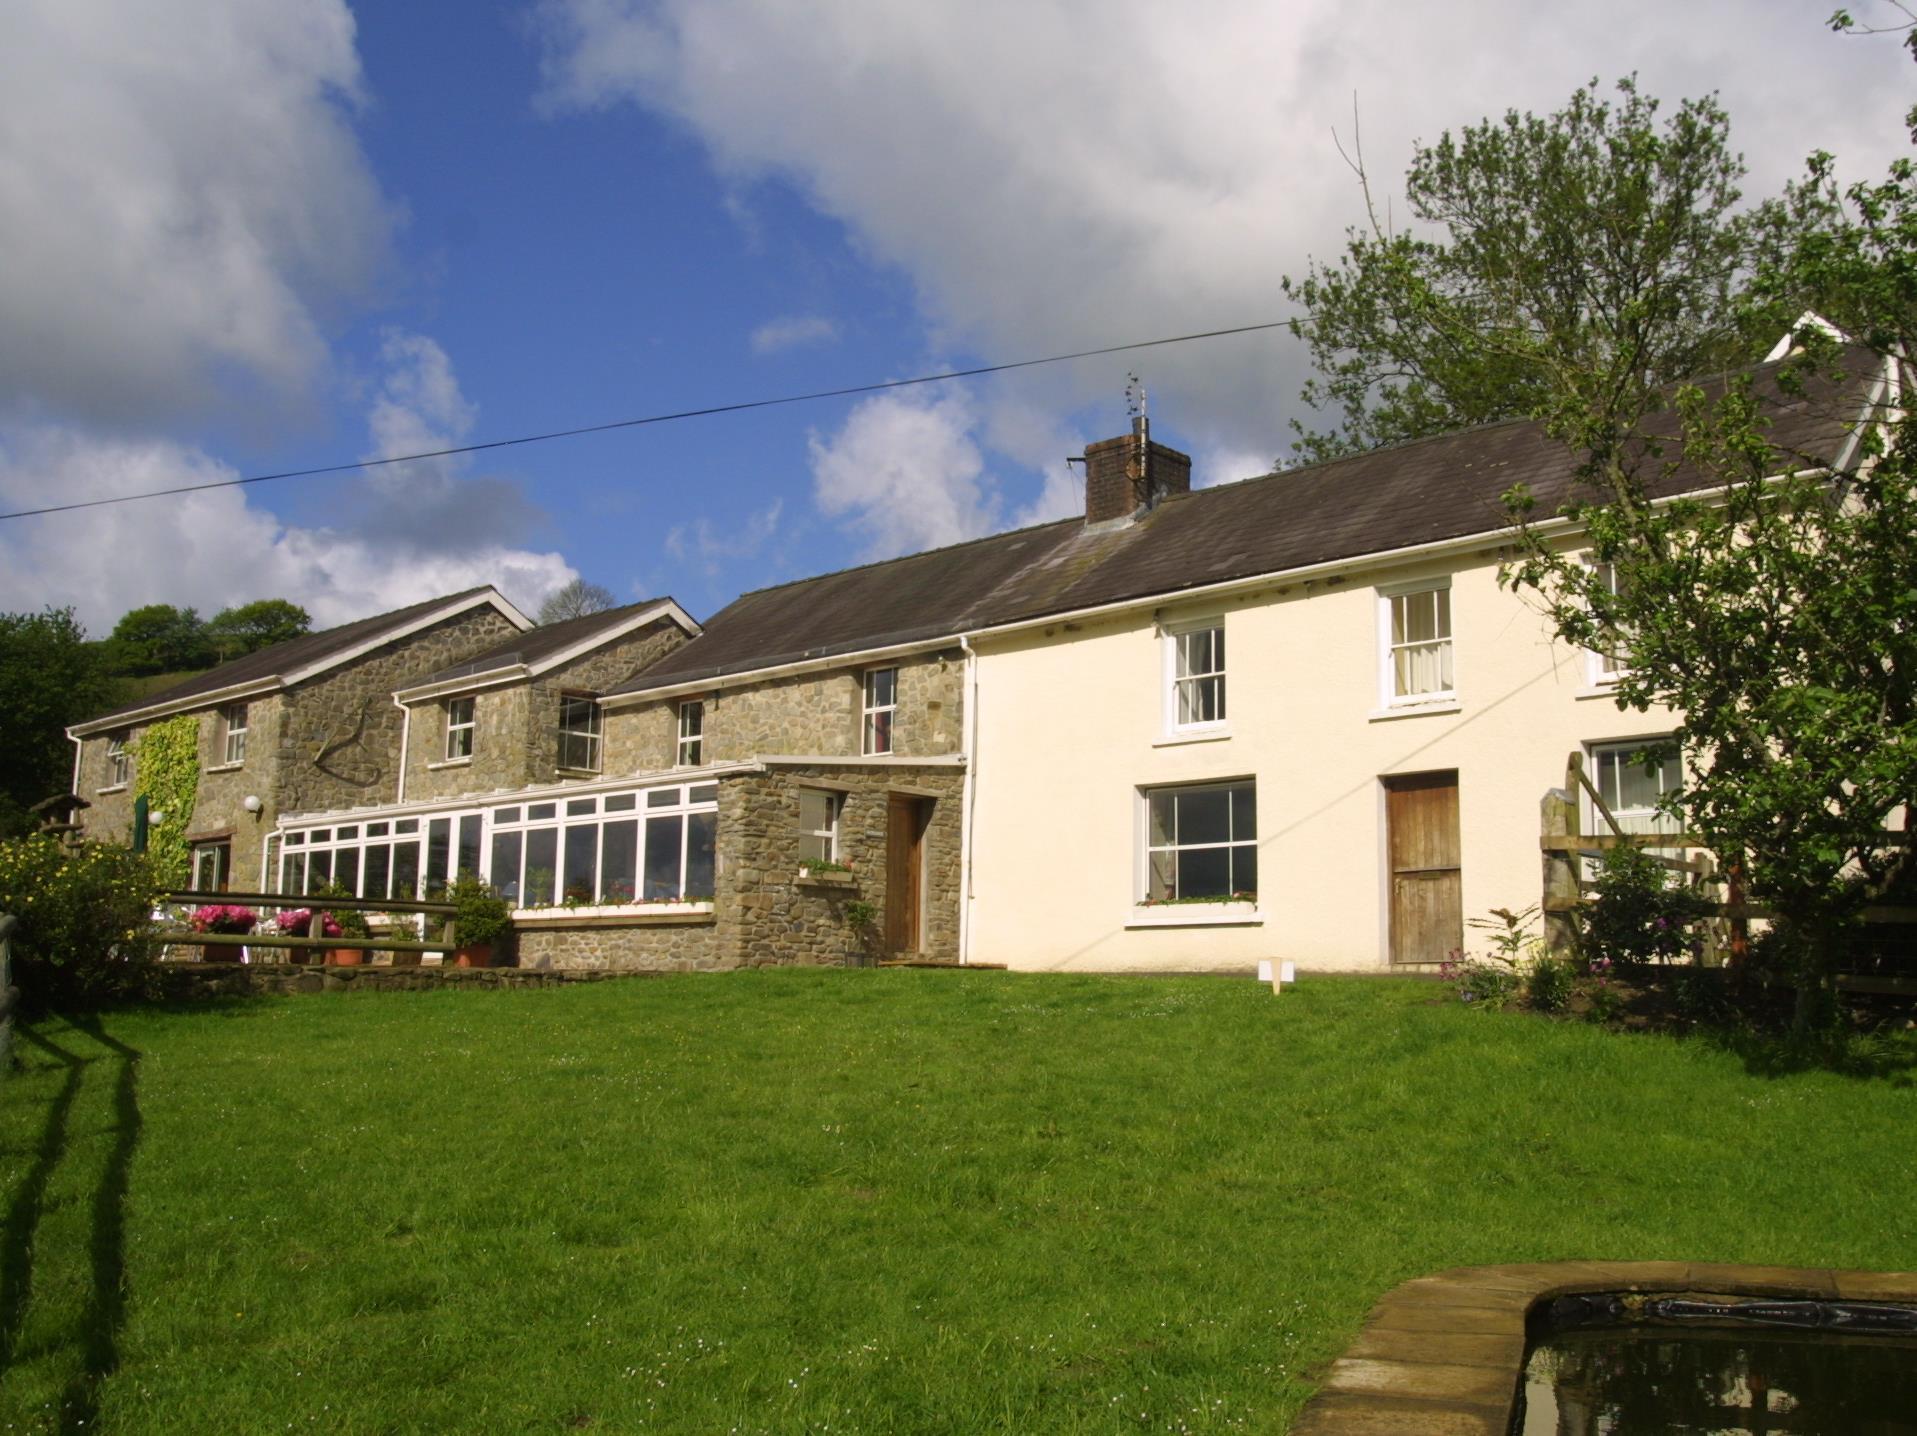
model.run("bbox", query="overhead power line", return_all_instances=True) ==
[0,320,1288,523]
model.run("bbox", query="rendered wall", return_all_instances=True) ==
[965,554,1679,972]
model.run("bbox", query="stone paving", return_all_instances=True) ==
[1289,1260,1917,1434]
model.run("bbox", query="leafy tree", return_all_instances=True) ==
[0,608,122,836]
[105,603,214,676]
[1500,118,1917,1023]
[1282,78,1793,463]
[206,598,311,660]
[537,578,618,625]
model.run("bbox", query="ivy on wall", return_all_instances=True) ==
[134,713,200,886]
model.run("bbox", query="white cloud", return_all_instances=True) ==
[807,389,1000,559]
[0,0,392,425]
[750,315,841,355]
[0,427,571,631]
[539,0,1916,469]
[0,328,583,631]
[666,499,786,576]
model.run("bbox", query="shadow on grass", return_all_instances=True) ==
[0,1018,143,1434]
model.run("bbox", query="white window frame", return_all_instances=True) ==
[1586,559,1629,686]
[862,668,898,756]
[677,700,704,767]
[557,695,601,773]
[1586,738,1683,838]
[1377,578,1455,707]
[191,840,230,893]
[221,703,249,766]
[1137,779,1259,905]
[444,696,476,762]
[104,734,130,788]
[797,787,841,866]
[1161,618,1227,735]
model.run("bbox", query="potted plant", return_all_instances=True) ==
[274,905,341,965]
[445,876,511,968]
[313,884,374,966]
[188,903,257,963]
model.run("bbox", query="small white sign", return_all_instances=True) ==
[1281,961,1296,985]
[1256,960,1273,983]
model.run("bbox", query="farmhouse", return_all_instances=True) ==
[67,344,1891,974]
[67,588,536,891]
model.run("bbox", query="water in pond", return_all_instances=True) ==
[1514,1294,1917,1435]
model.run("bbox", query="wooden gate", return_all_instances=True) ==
[885,794,931,954]
[1386,771,1462,965]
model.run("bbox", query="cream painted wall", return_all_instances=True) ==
[966,554,1678,972]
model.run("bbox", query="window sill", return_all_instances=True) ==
[203,762,244,774]
[95,783,128,795]
[513,902,715,928]
[1153,728,1232,748]
[1126,903,1262,929]
[1368,699,1461,723]
[555,766,602,778]
[1575,683,1625,702]
[427,757,472,771]
[796,870,857,888]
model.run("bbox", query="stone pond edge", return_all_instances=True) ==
[1287,1260,1917,1435]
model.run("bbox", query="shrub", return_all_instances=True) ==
[1455,959,1523,1009]
[1527,954,1576,1013]
[1582,844,1715,968]
[309,882,371,940]
[444,877,511,949]
[0,836,161,1005]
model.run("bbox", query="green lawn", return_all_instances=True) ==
[3,972,1913,1434]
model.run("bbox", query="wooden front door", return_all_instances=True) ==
[885,794,930,954]
[1385,771,1462,965]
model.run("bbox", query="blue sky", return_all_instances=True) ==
[0,1,1910,633]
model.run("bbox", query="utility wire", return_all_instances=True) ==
[0,320,1289,522]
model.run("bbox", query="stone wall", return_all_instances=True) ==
[402,686,530,804]
[74,602,523,885]
[187,693,286,887]
[152,961,654,998]
[724,764,965,966]
[515,915,723,973]
[77,727,149,847]
[403,617,690,800]
[602,649,965,772]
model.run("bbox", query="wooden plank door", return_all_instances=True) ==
[885,794,929,954]
[1385,771,1462,965]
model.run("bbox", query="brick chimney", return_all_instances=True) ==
[1082,418,1193,525]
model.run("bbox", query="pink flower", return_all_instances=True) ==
[189,904,257,935]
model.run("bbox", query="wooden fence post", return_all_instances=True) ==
[1542,786,1580,955]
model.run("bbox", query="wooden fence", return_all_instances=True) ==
[1539,751,1917,993]
[155,889,465,961]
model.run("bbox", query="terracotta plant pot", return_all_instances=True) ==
[328,947,366,967]
[454,943,493,968]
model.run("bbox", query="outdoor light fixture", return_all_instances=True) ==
[242,795,263,815]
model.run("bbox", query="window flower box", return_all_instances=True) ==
[795,868,857,888]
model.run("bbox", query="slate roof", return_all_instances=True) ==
[403,598,680,690]
[83,586,508,728]
[609,350,1882,697]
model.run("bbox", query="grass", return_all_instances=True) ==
[2,971,1914,1434]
